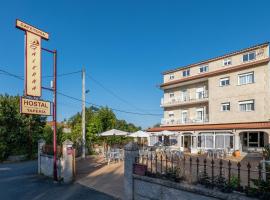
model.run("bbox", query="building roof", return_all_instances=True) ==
[162,42,269,75]
[147,121,270,132]
[46,121,70,128]
[160,58,270,88]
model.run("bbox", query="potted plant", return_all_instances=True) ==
[233,149,241,157]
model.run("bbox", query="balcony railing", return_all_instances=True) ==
[161,115,209,126]
[161,91,208,107]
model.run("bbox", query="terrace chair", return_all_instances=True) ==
[207,149,214,158]
[119,149,124,161]
[106,151,113,165]
[113,148,121,163]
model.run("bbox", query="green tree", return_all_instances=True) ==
[0,94,46,160]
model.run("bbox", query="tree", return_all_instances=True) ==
[0,94,46,160]
[68,105,141,154]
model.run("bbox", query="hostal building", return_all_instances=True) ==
[148,42,270,154]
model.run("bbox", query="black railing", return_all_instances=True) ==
[135,152,270,198]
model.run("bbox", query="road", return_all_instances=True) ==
[0,160,115,200]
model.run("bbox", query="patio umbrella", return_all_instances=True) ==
[99,129,129,136]
[129,130,150,147]
[160,130,176,136]
[129,130,150,138]
[155,130,176,136]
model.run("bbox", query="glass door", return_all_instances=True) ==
[181,110,188,123]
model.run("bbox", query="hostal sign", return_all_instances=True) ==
[20,97,52,116]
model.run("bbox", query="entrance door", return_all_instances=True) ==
[181,135,191,152]
[241,132,265,152]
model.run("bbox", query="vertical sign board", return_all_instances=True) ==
[26,32,41,97]
[16,19,49,97]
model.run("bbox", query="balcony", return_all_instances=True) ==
[161,91,208,108]
[161,115,209,126]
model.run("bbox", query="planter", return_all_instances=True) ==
[133,163,147,176]
[233,150,240,157]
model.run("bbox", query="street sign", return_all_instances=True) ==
[20,97,52,116]
[16,19,49,40]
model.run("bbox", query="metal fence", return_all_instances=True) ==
[135,151,270,196]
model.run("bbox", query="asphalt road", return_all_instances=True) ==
[0,160,115,200]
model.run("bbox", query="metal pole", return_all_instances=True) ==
[53,50,58,181]
[82,67,86,159]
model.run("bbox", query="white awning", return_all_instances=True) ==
[99,129,128,136]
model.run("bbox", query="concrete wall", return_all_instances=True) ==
[133,175,254,200]
[39,154,61,178]
[208,63,269,123]
[38,139,75,183]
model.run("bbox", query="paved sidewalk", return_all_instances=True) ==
[0,160,115,200]
[76,156,124,199]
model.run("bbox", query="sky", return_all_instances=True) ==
[1,0,270,129]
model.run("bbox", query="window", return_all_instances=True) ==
[196,87,206,99]
[181,111,188,123]
[239,100,255,111]
[243,52,256,62]
[221,102,230,111]
[223,58,232,66]
[168,111,174,118]
[169,93,174,98]
[182,69,190,77]
[198,133,214,149]
[215,133,234,149]
[238,72,254,85]
[181,89,189,101]
[220,77,230,86]
[199,65,208,73]
[169,74,175,80]
[196,108,204,121]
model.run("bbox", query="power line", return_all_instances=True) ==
[86,73,156,113]
[0,69,24,80]
[43,70,82,78]
[58,91,162,116]
[0,68,81,78]
[0,68,162,117]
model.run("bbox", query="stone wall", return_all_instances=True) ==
[38,139,75,183]
[133,175,255,200]
[39,154,61,178]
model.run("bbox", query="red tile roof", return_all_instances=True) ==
[147,121,270,132]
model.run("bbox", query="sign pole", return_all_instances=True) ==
[53,50,57,181]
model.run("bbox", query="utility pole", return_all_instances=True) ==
[82,67,86,159]
[53,50,58,181]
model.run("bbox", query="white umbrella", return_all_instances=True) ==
[162,130,175,136]
[155,130,176,136]
[129,130,150,138]
[99,129,128,136]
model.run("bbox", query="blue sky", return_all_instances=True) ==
[1,0,270,129]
